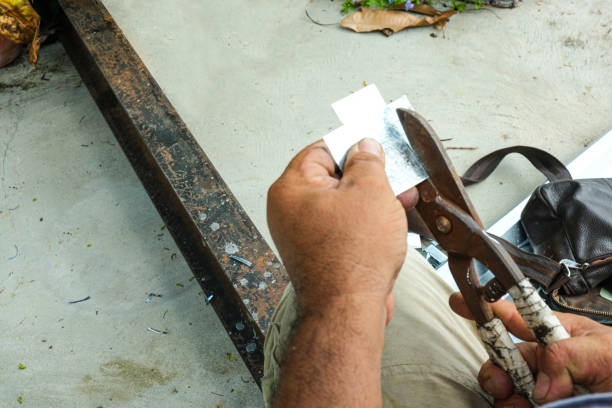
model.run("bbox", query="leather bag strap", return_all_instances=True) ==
[461,146,573,186]
[457,147,610,295]
[492,234,571,292]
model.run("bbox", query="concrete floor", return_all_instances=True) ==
[101,0,612,249]
[0,44,261,407]
[1,1,611,407]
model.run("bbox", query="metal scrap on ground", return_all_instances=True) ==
[229,254,254,268]
[147,327,168,334]
[145,293,162,303]
[67,295,90,304]
[8,244,19,260]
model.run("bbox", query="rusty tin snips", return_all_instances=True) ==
[396,108,585,400]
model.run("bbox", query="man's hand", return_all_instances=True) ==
[450,292,612,407]
[267,139,417,407]
[268,138,417,321]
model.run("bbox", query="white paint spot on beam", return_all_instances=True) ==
[198,212,207,221]
[258,282,267,290]
[225,242,239,254]
[210,222,220,231]
[240,278,248,286]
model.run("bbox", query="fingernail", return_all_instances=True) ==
[533,372,551,402]
[357,138,382,156]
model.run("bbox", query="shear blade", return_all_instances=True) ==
[396,108,482,226]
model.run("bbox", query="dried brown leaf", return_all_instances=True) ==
[340,8,457,35]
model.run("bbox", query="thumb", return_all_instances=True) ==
[341,138,387,188]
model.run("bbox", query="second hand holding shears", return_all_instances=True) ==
[396,108,586,402]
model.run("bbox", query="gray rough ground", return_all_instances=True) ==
[101,0,612,246]
[0,44,260,407]
[1,0,611,407]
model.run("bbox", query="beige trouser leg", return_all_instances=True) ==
[262,247,493,407]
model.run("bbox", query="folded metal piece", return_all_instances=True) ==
[323,85,427,195]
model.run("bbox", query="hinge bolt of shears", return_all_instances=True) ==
[435,215,452,234]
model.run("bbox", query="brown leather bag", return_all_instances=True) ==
[462,146,612,325]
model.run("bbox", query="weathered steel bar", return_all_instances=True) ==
[55,0,289,385]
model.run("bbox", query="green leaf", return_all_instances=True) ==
[341,0,356,13]
[18,363,26,370]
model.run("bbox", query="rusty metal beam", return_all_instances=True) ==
[54,0,289,385]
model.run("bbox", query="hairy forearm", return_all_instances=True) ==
[273,299,386,407]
